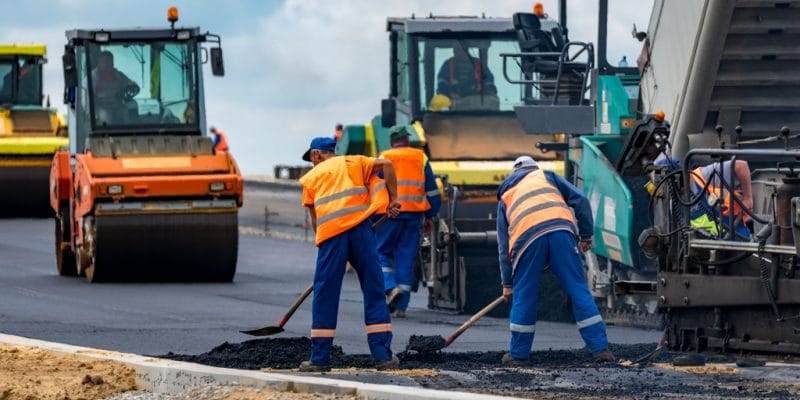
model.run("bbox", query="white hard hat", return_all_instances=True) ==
[513,156,538,171]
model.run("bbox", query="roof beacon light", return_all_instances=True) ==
[168,6,179,24]
[533,2,545,17]
[654,110,666,123]
[94,32,110,42]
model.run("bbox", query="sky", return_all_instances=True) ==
[0,0,653,174]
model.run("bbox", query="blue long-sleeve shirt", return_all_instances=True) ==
[496,167,593,287]
[378,144,441,219]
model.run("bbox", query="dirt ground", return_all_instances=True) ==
[0,344,137,400]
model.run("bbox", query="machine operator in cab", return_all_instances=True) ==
[496,156,614,365]
[375,125,441,318]
[436,45,496,100]
[92,51,139,124]
[297,137,401,372]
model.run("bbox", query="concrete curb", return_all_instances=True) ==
[0,334,518,400]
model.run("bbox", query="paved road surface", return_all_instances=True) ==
[0,185,660,358]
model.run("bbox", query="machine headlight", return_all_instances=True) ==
[210,182,225,192]
[107,184,123,194]
[94,32,110,42]
[176,30,191,40]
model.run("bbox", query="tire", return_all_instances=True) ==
[55,205,78,277]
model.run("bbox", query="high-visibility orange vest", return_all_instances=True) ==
[299,155,388,245]
[378,147,430,213]
[500,169,575,258]
[690,167,746,221]
[212,129,229,152]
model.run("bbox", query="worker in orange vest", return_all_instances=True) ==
[297,136,401,372]
[375,125,441,317]
[497,156,613,365]
[209,126,229,152]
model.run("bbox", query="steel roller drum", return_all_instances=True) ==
[0,164,52,218]
[87,209,238,282]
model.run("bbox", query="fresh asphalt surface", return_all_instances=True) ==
[0,183,660,357]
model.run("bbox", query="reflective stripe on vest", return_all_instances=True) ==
[379,147,431,212]
[299,156,388,245]
[501,169,575,258]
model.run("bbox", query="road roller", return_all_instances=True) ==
[50,8,243,282]
[0,44,68,217]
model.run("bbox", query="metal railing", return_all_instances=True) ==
[500,41,594,106]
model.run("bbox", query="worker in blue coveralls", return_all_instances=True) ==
[496,156,614,365]
[375,125,442,318]
[297,137,401,372]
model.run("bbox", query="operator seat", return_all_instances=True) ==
[512,12,589,105]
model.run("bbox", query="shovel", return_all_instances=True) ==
[240,213,392,336]
[408,295,507,352]
[240,283,314,336]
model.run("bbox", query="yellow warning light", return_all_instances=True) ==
[168,6,179,23]
[654,110,666,122]
[533,2,545,17]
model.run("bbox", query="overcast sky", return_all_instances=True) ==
[0,0,653,174]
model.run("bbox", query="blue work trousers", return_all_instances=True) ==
[509,230,609,359]
[376,214,422,311]
[311,219,392,365]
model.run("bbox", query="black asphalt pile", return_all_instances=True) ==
[162,338,670,371]
[405,334,446,353]
[162,339,800,399]
[163,337,342,369]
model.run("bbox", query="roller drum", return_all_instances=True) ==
[0,165,52,218]
[87,210,238,282]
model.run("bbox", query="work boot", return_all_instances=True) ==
[375,355,400,371]
[592,349,615,364]
[298,360,331,372]
[501,353,529,367]
[391,310,407,318]
[385,288,402,312]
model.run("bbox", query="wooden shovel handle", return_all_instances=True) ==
[445,296,507,347]
[279,284,314,327]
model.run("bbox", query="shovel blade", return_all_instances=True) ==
[239,326,285,337]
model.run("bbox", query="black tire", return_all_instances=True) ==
[55,205,77,277]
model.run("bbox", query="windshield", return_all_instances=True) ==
[417,34,524,113]
[86,40,199,131]
[0,56,42,105]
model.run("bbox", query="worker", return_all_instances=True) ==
[689,159,753,240]
[496,156,614,365]
[92,51,139,124]
[375,125,442,318]
[297,136,402,372]
[209,126,229,152]
[436,45,496,99]
[334,123,343,142]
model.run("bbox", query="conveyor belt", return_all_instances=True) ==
[84,208,238,282]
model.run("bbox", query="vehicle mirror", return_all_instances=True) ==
[210,47,224,76]
[62,49,77,105]
[381,99,396,128]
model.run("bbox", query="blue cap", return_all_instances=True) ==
[302,137,337,162]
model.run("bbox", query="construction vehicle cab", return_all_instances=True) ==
[0,44,68,217]
[52,13,243,282]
